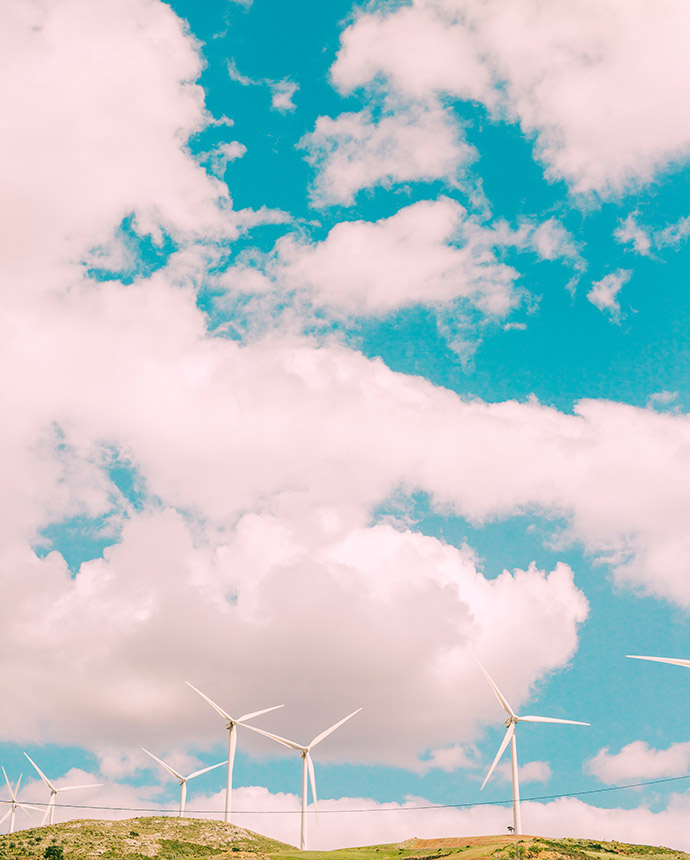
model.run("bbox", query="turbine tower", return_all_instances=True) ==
[23,753,102,826]
[142,749,226,818]
[246,708,362,850]
[186,682,283,823]
[0,768,41,834]
[477,660,589,836]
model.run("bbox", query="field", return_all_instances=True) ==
[0,818,685,860]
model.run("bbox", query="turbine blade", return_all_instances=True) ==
[309,708,362,749]
[2,768,13,800]
[55,783,103,792]
[14,775,22,797]
[243,723,305,752]
[306,753,319,824]
[481,723,514,791]
[141,749,185,782]
[187,760,228,781]
[0,808,11,826]
[23,754,56,793]
[186,682,234,723]
[475,659,516,719]
[237,704,284,723]
[626,655,690,669]
[519,715,590,726]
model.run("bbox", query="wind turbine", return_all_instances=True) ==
[477,661,589,836]
[142,749,227,818]
[245,708,362,850]
[23,753,103,826]
[186,682,283,823]
[0,768,41,834]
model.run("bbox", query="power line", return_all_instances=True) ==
[13,772,690,816]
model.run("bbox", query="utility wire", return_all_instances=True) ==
[11,772,690,816]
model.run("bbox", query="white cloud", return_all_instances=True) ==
[615,213,690,255]
[270,81,298,112]
[332,0,690,196]
[18,784,690,852]
[587,270,631,317]
[227,59,298,113]
[301,100,473,206]
[587,740,690,784]
[8,268,690,762]
[200,142,247,178]
[415,744,480,774]
[1,0,235,300]
[647,390,678,410]
[220,203,581,325]
[495,760,552,784]
[0,486,589,763]
[614,215,653,256]
[273,198,521,316]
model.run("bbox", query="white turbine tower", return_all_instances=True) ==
[0,768,41,834]
[142,749,227,818]
[477,661,589,836]
[24,753,103,826]
[246,708,362,850]
[186,682,283,824]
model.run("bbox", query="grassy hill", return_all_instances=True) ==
[0,818,685,860]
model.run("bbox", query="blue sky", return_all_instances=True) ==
[4,0,690,850]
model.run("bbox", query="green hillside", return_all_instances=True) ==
[0,818,685,860]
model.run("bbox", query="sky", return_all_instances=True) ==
[3,0,690,851]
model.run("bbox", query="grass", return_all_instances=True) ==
[0,820,685,860]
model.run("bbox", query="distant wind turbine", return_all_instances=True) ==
[0,768,41,834]
[477,660,589,836]
[23,753,102,826]
[245,708,362,850]
[627,654,690,669]
[186,682,283,823]
[142,749,226,818]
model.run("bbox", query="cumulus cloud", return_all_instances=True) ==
[587,740,690,785]
[415,745,480,775]
[1,0,237,300]
[273,198,521,316]
[270,81,298,112]
[0,473,590,762]
[301,100,473,206]
[219,202,581,325]
[7,10,690,855]
[587,270,631,318]
[495,760,552,785]
[8,262,690,763]
[332,0,690,196]
[647,390,679,411]
[332,5,493,105]
[615,213,690,255]
[614,215,653,256]
[227,59,298,112]
[16,783,690,852]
